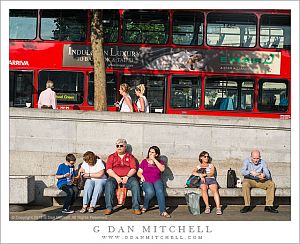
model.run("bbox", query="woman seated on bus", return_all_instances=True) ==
[135,84,150,113]
[137,146,171,218]
[191,151,222,215]
[114,83,133,112]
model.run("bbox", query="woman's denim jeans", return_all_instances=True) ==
[104,176,141,210]
[83,178,107,207]
[142,179,166,213]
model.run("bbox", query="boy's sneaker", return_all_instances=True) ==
[62,208,74,214]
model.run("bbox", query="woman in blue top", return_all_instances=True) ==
[55,153,78,214]
[192,151,222,215]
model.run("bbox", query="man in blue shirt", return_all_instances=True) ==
[240,149,278,213]
[56,153,78,214]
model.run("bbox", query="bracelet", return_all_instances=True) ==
[126,175,130,178]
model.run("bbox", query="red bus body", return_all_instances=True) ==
[9,9,291,119]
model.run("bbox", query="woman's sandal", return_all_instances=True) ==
[88,207,95,213]
[141,208,147,213]
[216,208,223,215]
[204,207,211,214]
[79,207,87,213]
[160,212,171,218]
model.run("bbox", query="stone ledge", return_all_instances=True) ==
[44,185,291,198]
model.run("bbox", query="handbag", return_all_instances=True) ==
[116,183,127,205]
[77,174,86,190]
[133,102,139,112]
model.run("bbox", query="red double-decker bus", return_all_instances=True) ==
[9,9,291,118]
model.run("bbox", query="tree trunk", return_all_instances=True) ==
[91,10,107,111]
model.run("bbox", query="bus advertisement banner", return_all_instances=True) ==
[63,44,281,75]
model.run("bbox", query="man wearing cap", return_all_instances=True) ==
[104,139,141,215]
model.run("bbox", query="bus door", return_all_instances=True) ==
[9,70,34,107]
[121,74,167,113]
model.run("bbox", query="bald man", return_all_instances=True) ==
[240,150,278,213]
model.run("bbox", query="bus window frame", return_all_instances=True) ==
[40,9,88,42]
[206,12,257,48]
[9,70,34,107]
[87,71,117,106]
[122,9,170,45]
[172,11,204,46]
[38,70,85,105]
[121,74,167,113]
[204,76,255,111]
[257,78,289,113]
[170,75,201,110]
[259,14,291,50]
[9,9,38,40]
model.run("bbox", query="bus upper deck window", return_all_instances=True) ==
[122,10,169,44]
[40,10,88,42]
[172,11,204,46]
[260,14,291,49]
[9,10,37,40]
[207,12,256,48]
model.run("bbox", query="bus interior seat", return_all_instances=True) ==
[214,97,234,110]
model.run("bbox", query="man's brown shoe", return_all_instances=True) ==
[104,209,112,215]
[132,209,141,215]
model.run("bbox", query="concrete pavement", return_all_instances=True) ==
[9,205,290,221]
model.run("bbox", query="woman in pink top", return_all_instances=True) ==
[38,80,57,109]
[137,146,170,218]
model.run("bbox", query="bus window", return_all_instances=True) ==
[260,14,291,49]
[258,80,288,112]
[88,73,117,106]
[9,71,34,107]
[205,78,254,111]
[170,76,201,109]
[121,75,166,113]
[103,10,119,43]
[207,12,256,47]
[241,81,254,110]
[122,10,169,44]
[38,71,84,104]
[172,11,204,46]
[9,10,37,40]
[40,10,88,42]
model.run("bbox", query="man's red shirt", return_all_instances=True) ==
[106,152,136,177]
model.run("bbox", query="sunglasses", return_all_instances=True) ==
[203,155,209,158]
[116,144,124,148]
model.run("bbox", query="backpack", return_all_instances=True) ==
[185,175,201,188]
[227,168,237,188]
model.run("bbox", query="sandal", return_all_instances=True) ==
[204,207,211,214]
[79,207,87,213]
[88,207,95,213]
[141,208,147,213]
[216,208,222,215]
[160,212,171,218]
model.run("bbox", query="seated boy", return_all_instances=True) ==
[55,153,79,214]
